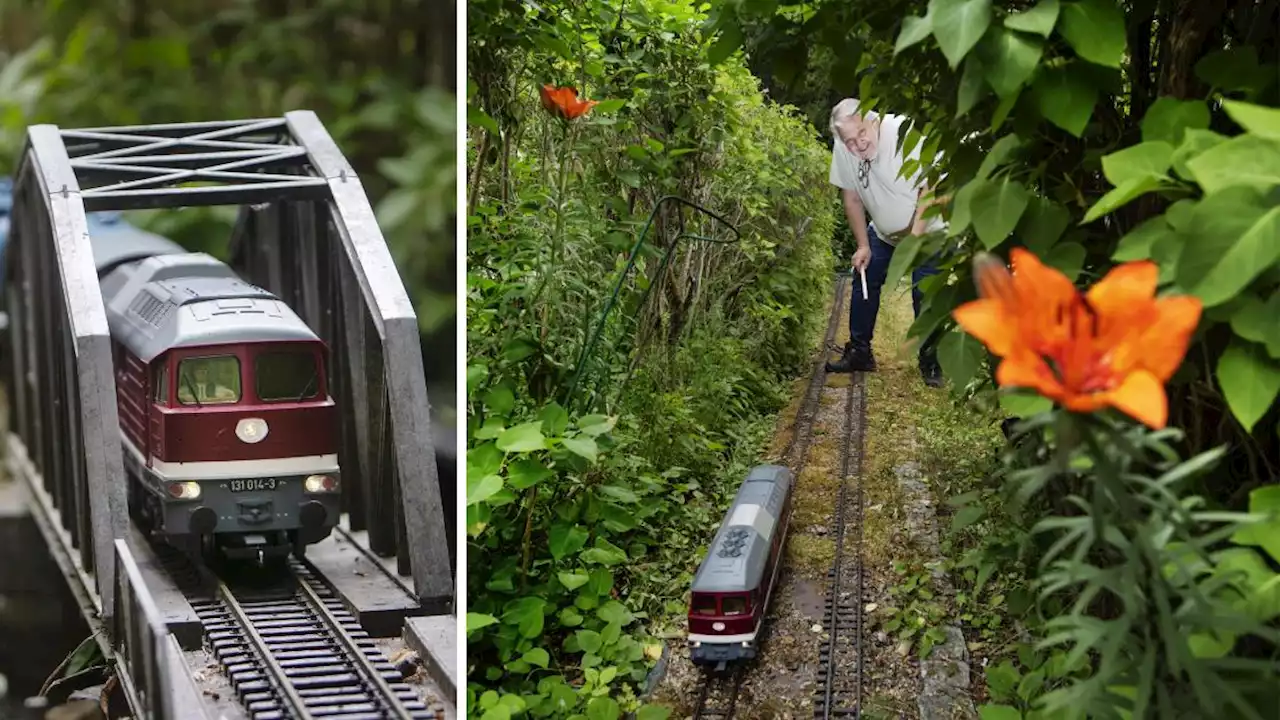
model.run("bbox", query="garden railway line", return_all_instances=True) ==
[0,114,456,719]
[691,275,870,719]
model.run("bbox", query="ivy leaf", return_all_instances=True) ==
[1141,97,1210,145]
[938,330,985,389]
[1058,0,1126,68]
[586,695,621,720]
[1217,338,1280,434]
[1082,174,1167,223]
[507,458,553,490]
[1185,134,1280,194]
[539,402,570,436]
[929,0,993,68]
[1004,0,1059,37]
[971,178,1030,249]
[1033,65,1097,137]
[597,600,635,626]
[982,28,1043,98]
[483,384,515,417]
[1221,99,1280,141]
[895,14,934,54]
[548,523,589,561]
[581,537,628,566]
[575,629,603,654]
[561,435,599,462]
[1183,201,1280,308]
[1101,141,1174,187]
[522,647,550,669]
[466,612,499,634]
[467,474,504,506]
[467,441,503,481]
[957,54,987,117]
[496,421,547,453]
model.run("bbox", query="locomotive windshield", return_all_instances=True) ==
[256,350,321,402]
[721,596,748,616]
[176,355,242,405]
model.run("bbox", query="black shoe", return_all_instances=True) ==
[826,342,876,373]
[922,363,943,388]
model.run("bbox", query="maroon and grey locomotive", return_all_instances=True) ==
[92,215,341,563]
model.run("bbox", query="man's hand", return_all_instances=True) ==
[852,245,872,271]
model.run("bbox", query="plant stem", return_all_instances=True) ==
[520,485,539,585]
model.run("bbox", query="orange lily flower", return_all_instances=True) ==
[539,84,598,121]
[952,248,1202,429]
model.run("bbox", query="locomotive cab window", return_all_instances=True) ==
[721,595,749,616]
[176,356,241,405]
[256,350,321,402]
[692,596,718,616]
[153,362,169,404]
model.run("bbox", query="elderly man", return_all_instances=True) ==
[825,98,946,387]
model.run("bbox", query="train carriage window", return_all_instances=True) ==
[722,596,748,616]
[153,362,169,404]
[176,356,241,405]
[256,350,320,402]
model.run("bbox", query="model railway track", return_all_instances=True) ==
[690,275,848,720]
[813,365,868,718]
[178,559,432,720]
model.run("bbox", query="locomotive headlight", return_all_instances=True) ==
[712,622,726,631]
[304,475,339,493]
[235,418,269,444]
[167,481,201,500]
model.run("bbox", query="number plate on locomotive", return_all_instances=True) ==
[229,478,277,492]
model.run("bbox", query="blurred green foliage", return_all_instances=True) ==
[0,0,457,416]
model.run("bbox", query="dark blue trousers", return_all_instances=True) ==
[849,225,941,372]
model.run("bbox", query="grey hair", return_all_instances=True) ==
[829,97,878,137]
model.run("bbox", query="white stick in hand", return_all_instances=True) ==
[859,266,869,300]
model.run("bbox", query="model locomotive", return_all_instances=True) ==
[688,464,794,672]
[1,181,342,564]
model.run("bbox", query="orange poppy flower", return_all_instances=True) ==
[539,84,598,121]
[952,248,1202,429]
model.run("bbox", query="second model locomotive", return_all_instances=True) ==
[687,464,794,671]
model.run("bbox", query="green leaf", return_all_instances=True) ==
[1044,241,1086,282]
[1081,174,1166,223]
[502,597,546,639]
[957,54,987,117]
[884,233,924,293]
[976,134,1024,180]
[586,696,621,720]
[558,571,590,591]
[1217,338,1280,434]
[1171,129,1228,180]
[581,537,628,566]
[982,28,1043,97]
[1234,486,1280,564]
[548,523,589,561]
[999,391,1054,417]
[636,705,673,720]
[1058,0,1126,68]
[948,177,986,236]
[1183,204,1280,308]
[929,0,993,68]
[1101,141,1174,187]
[1016,196,1070,254]
[539,402,570,436]
[466,612,499,634]
[1230,292,1280,354]
[496,421,547,453]
[483,385,514,417]
[1196,47,1271,94]
[707,20,743,65]
[978,704,1023,720]
[951,505,985,532]
[507,458,553,490]
[1141,97,1210,145]
[575,629,603,654]
[1113,216,1172,261]
[938,330,986,389]
[1004,0,1059,37]
[1033,65,1097,137]
[1221,99,1280,141]
[1185,134,1280,194]
[468,105,500,136]
[597,600,635,625]
[593,99,626,114]
[561,436,599,462]
[577,414,617,436]
[896,14,934,54]
[522,647,550,668]
[467,474,503,506]
[971,178,1030,248]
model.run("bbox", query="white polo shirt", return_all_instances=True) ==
[829,113,946,245]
